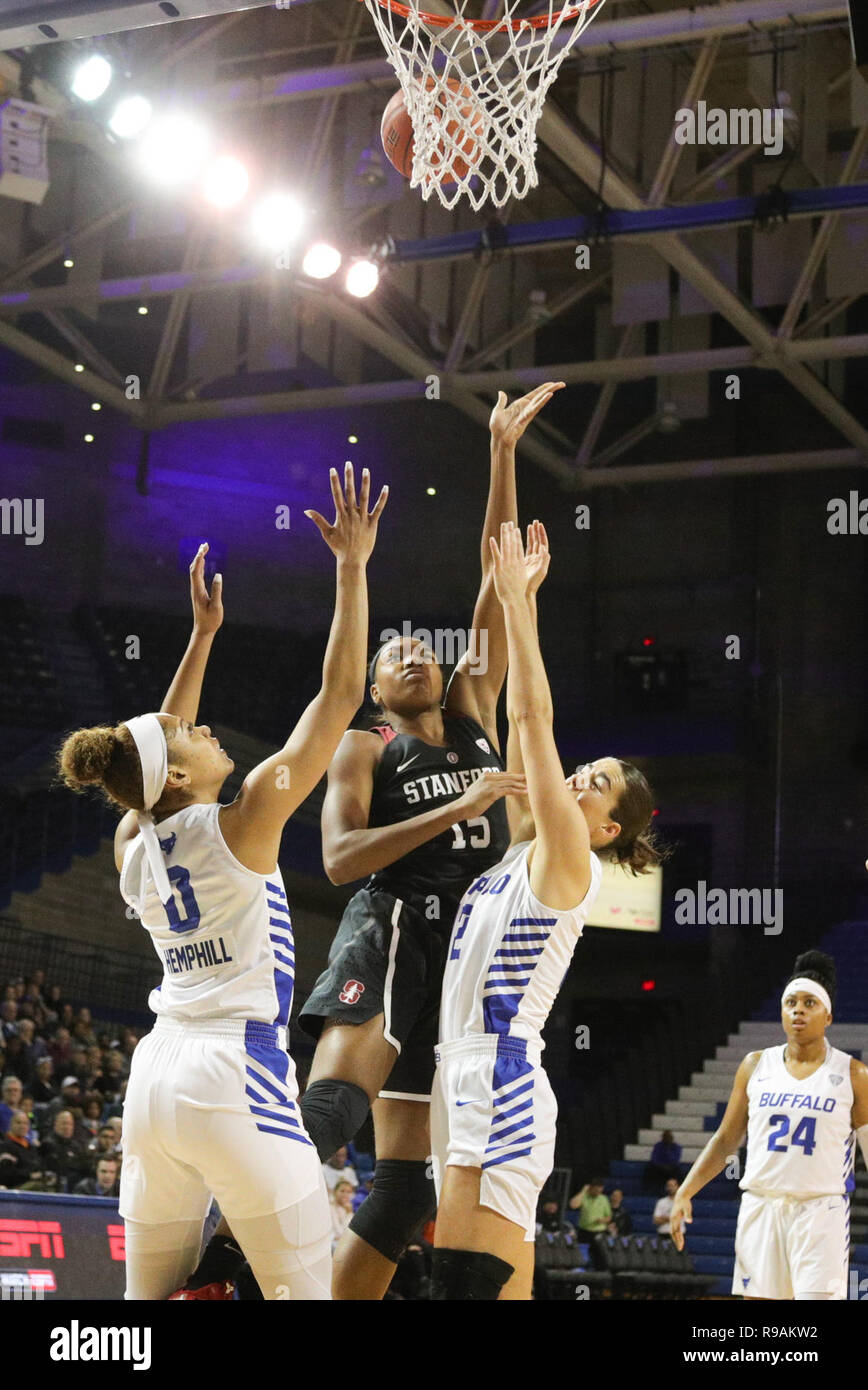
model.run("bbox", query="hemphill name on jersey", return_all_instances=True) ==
[403,764,501,805]
[162,937,234,975]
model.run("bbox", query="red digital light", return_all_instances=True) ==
[652,808,660,817]
[642,637,655,647]
[641,979,656,992]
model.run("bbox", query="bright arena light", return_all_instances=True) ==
[345,258,379,299]
[302,242,342,280]
[138,115,210,188]
[202,155,250,209]
[71,55,113,103]
[250,193,305,252]
[109,95,152,140]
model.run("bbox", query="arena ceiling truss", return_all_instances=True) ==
[0,0,866,485]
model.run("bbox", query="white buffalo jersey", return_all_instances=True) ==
[119,801,295,1027]
[740,1043,856,1198]
[439,839,603,1047]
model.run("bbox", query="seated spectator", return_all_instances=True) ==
[1,999,18,1042]
[0,1075,23,1134]
[39,1110,90,1192]
[19,1095,39,1143]
[48,1027,72,1073]
[42,985,64,1025]
[330,1180,356,1248]
[103,1115,123,1155]
[4,1037,33,1089]
[87,1125,118,1161]
[536,1199,574,1238]
[81,1094,105,1137]
[59,1003,75,1031]
[73,1008,98,1048]
[17,1018,46,1073]
[30,1056,57,1107]
[69,1047,94,1089]
[0,1109,43,1189]
[644,1129,683,1192]
[322,1145,358,1193]
[45,1076,85,1130]
[120,1030,138,1067]
[74,1155,120,1198]
[568,1178,612,1237]
[100,1079,127,1124]
[653,1177,680,1237]
[608,1188,633,1236]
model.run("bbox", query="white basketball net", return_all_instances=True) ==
[363,0,607,210]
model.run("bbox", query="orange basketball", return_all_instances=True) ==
[380,78,483,185]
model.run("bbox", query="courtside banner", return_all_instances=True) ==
[0,1190,124,1301]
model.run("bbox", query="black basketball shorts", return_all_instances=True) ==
[298,887,448,1101]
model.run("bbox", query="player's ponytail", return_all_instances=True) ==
[605,759,670,877]
[57,722,177,814]
[788,950,837,1009]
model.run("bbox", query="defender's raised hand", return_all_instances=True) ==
[524,519,551,599]
[489,521,530,605]
[304,463,389,564]
[489,382,565,449]
[189,542,224,635]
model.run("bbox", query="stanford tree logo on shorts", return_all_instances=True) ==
[339,979,365,1005]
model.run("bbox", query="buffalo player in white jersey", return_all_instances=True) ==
[430,521,662,1300]
[58,464,387,1300]
[670,950,868,1300]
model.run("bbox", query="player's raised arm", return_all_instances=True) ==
[505,520,550,846]
[114,542,224,865]
[220,465,387,866]
[446,384,563,747]
[491,521,591,910]
[668,1052,758,1251]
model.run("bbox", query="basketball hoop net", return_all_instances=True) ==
[361,0,607,209]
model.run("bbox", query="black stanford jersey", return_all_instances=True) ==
[365,712,509,927]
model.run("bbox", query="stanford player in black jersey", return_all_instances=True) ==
[296,382,563,1300]
[177,382,561,1301]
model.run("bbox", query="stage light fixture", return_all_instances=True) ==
[63,257,74,269]
[347,434,358,444]
[302,242,342,279]
[138,305,148,315]
[203,155,250,209]
[84,434,94,443]
[74,363,84,373]
[91,402,101,411]
[109,95,152,140]
[251,192,306,252]
[139,114,210,188]
[71,55,112,103]
[345,258,379,298]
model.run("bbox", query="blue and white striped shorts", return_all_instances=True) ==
[120,1016,324,1225]
[430,1034,557,1241]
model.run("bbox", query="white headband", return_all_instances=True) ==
[781,977,832,1015]
[124,714,172,907]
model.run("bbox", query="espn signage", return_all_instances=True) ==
[0,1193,125,1300]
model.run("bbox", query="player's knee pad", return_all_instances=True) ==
[299,1078,370,1162]
[429,1248,514,1301]
[348,1158,436,1263]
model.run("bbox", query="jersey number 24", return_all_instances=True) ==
[766,1114,817,1156]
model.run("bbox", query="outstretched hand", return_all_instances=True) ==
[524,519,550,598]
[489,521,529,605]
[304,463,389,564]
[489,381,565,449]
[190,542,224,635]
